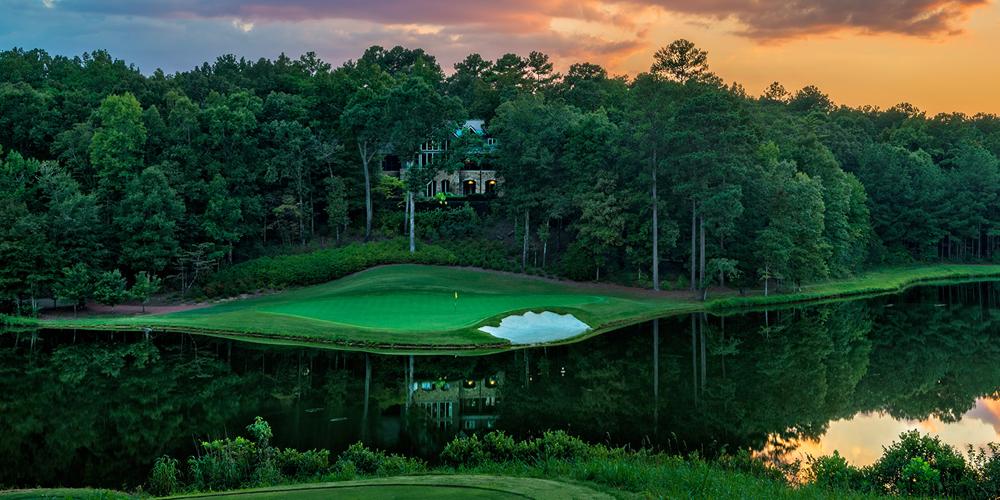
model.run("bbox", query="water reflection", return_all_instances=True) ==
[2,281,1000,489]
[767,396,1000,467]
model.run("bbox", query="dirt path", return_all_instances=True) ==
[39,300,212,320]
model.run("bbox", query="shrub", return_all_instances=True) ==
[148,455,180,496]
[203,239,459,297]
[334,442,424,476]
[869,430,970,495]
[441,434,487,467]
[417,204,480,241]
[275,449,330,479]
[375,454,426,476]
[534,430,592,462]
[188,436,257,491]
[337,442,382,474]
[482,431,518,462]
[246,416,273,447]
[968,444,1000,498]
[808,451,865,491]
[186,417,283,491]
[898,457,941,496]
[439,238,517,272]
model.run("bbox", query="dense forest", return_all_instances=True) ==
[3,40,1000,309]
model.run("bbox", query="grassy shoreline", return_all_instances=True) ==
[21,263,1000,354]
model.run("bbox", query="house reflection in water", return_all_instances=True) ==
[411,373,502,432]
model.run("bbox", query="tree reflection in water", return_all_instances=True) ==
[3,281,1000,489]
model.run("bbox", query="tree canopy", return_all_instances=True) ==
[2,41,1000,308]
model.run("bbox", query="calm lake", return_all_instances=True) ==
[3,281,1000,489]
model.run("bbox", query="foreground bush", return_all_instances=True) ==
[203,239,458,296]
[868,430,971,496]
[151,420,1000,498]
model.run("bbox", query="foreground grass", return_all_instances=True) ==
[33,263,1000,352]
[162,469,878,500]
[168,475,611,499]
[0,489,131,499]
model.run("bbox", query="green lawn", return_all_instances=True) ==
[168,475,610,499]
[34,263,1000,352]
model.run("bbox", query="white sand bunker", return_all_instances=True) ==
[479,311,591,344]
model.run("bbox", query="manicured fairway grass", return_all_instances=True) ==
[169,475,611,499]
[34,263,1000,352]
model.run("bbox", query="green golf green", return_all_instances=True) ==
[41,265,685,350]
[262,290,607,330]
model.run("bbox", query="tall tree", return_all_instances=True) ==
[383,76,463,253]
[90,93,147,207]
[628,73,676,290]
[341,68,392,240]
[115,166,185,273]
[491,97,578,271]
[650,39,711,83]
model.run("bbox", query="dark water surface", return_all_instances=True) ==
[3,281,1000,489]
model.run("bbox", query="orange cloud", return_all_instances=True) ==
[631,0,989,39]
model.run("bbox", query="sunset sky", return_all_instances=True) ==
[3,0,999,114]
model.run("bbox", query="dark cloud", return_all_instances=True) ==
[35,0,986,50]
[48,0,987,40]
[635,0,988,38]
[7,0,983,77]
[48,0,607,33]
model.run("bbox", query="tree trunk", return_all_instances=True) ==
[690,201,696,291]
[408,192,416,254]
[360,143,373,241]
[718,237,725,288]
[404,191,410,234]
[542,241,547,269]
[699,214,706,294]
[652,159,659,291]
[522,209,530,273]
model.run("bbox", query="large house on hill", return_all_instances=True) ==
[381,119,500,198]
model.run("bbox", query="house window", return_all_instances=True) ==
[420,152,436,167]
[426,181,435,198]
[463,180,477,196]
[382,155,401,171]
[486,137,496,146]
[441,179,451,194]
[485,179,497,194]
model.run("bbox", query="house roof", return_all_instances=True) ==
[455,119,486,137]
